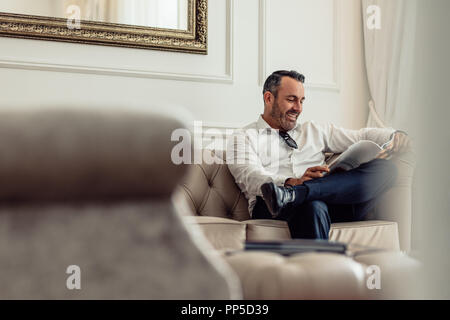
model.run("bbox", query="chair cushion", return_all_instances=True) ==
[224,251,367,299]
[243,219,400,251]
[353,251,422,299]
[184,216,246,251]
[244,219,292,241]
[224,250,421,299]
[329,220,400,250]
[184,216,400,251]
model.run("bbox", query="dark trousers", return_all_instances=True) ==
[252,159,398,240]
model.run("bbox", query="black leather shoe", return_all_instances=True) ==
[261,182,296,218]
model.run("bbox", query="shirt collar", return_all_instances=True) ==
[256,115,272,130]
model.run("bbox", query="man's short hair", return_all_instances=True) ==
[263,70,305,97]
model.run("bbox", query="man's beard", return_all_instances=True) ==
[270,100,298,131]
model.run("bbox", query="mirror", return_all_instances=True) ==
[0,0,189,30]
[0,0,207,54]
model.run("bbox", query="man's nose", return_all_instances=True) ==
[292,101,302,112]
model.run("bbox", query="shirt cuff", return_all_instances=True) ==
[386,130,408,144]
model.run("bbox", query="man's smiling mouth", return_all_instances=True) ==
[287,112,298,121]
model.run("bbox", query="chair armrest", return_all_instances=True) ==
[183,216,246,251]
[365,150,416,252]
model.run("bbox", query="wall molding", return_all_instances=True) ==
[258,0,341,91]
[0,0,234,84]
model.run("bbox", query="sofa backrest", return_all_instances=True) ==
[176,149,251,221]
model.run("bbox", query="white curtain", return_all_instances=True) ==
[362,0,417,130]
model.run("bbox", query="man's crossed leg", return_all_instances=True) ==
[253,159,398,239]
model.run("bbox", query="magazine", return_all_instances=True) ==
[327,139,392,174]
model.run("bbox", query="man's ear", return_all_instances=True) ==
[263,91,273,106]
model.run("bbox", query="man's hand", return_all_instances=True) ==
[285,165,329,186]
[377,132,411,159]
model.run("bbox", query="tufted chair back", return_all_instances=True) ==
[176,150,251,221]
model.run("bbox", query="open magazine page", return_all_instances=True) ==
[327,140,384,173]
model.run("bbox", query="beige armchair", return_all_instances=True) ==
[177,149,415,252]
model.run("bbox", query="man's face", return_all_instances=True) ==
[266,77,305,131]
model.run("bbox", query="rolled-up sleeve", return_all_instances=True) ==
[322,123,395,154]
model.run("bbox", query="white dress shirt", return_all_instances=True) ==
[226,115,395,216]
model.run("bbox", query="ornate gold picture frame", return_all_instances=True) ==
[0,0,207,54]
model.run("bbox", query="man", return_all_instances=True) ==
[226,70,410,239]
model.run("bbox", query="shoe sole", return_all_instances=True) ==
[261,183,280,217]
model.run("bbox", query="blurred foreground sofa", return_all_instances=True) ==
[0,108,241,299]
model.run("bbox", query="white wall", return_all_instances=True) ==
[0,0,369,131]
